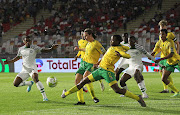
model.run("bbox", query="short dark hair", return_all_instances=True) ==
[23,36,31,40]
[129,36,137,41]
[113,35,122,42]
[84,28,96,39]
[160,29,168,34]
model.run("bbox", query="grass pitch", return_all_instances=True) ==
[0,72,180,115]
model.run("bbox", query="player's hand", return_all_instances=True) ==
[74,47,79,51]
[3,60,9,65]
[51,44,59,49]
[74,56,78,61]
[115,51,122,57]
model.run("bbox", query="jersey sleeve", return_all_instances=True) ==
[34,45,42,53]
[17,48,22,57]
[135,43,148,54]
[116,48,131,59]
[122,45,130,51]
[76,51,81,57]
[168,32,176,41]
[96,41,106,54]
[153,40,160,53]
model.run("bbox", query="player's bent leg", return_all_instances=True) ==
[110,83,146,107]
[99,79,105,91]
[13,77,23,87]
[162,70,179,95]
[115,68,125,81]
[159,70,169,93]
[134,70,148,98]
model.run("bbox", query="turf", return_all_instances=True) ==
[0,72,180,115]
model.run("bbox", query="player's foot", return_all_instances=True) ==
[74,102,86,105]
[43,98,48,101]
[142,93,149,99]
[138,95,146,107]
[100,81,105,91]
[120,95,125,97]
[159,90,169,93]
[93,97,99,103]
[61,89,67,98]
[171,90,174,93]
[170,92,179,97]
[83,87,88,93]
[27,81,34,92]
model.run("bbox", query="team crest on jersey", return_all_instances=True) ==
[30,50,33,53]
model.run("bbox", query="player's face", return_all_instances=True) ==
[23,38,32,47]
[160,25,167,30]
[84,32,91,41]
[122,34,128,43]
[81,32,85,40]
[128,38,135,46]
[160,31,167,40]
[110,36,118,46]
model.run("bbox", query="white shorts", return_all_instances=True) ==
[117,58,129,69]
[124,64,143,77]
[15,65,38,81]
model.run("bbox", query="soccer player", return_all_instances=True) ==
[156,20,179,93]
[61,35,146,107]
[119,36,163,98]
[3,36,58,101]
[115,33,129,81]
[152,29,180,97]
[71,28,106,105]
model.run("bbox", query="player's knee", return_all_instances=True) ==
[13,83,19,87]
[120,80,125,87]
[32,75,39,82]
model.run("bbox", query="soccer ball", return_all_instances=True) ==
[46,76,57,87]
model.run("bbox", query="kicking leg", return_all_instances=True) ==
[61,75,92,98]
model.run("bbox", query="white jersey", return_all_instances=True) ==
[124,43,150,77]
[117,42,130,69]
[17,45,42,69]
[126,43,147,65]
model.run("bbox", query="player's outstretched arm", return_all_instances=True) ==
[3,56,21,65]
[41,44,59,53]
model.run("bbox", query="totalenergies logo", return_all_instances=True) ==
[36,59,43,72]
[0,59,9,72]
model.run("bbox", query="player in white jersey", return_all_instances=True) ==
[119,36,163,98]
[3,36,58,101]
[115,33,129,81]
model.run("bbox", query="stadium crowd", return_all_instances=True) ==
[0,0,179,58]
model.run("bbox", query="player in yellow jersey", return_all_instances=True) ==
[73,31,105,105]
[156,20,179,93]
[69,28,106,105]
[151,29,180,97]
[61,35,146,107]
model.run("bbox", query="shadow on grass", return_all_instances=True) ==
[88,104,180,114]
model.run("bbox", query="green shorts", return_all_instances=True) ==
[159,60,167,70]
[165,61,180,72]
[76,60,95,75]
[90,67,117,86]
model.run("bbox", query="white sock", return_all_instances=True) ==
[36,81,47,99]
[18,81,32,87]
[122,85,128,90]
[138,80,147,95]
